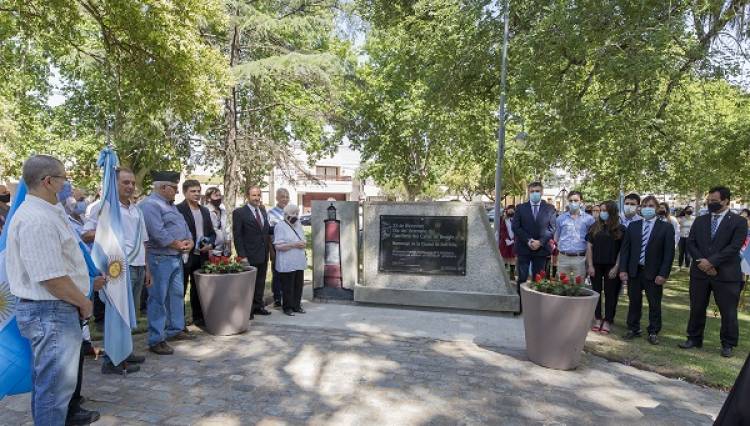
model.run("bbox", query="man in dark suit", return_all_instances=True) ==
[233,185,272,318]
[177,179,216,326]
[511,181,557,288]
[680,186,748,357]
[619,195,675,345]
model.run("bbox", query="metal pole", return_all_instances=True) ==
[494,0,510,243]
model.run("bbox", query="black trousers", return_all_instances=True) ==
[626,272,663,335]
[183,253,205,322]
[93,292,105,324]
[714,350,750,425]
[279,270,304,311]
[678,237,691,268]
[592,264,622,322]
[271,258,282,304]
[686,277,741,347]
[251,261,268,312]
[68,324,85,416]
[516,255,547,285]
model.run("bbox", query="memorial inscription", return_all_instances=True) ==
[379,215,467,275]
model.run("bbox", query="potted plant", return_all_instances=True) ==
[194,255,257,336]
[520,271,599,370]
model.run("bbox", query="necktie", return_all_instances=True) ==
[640,221,651,265]
[532,204,539,219]
[711,214,720,239]
[254,208,262,227]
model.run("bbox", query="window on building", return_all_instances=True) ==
[316,166,339,179]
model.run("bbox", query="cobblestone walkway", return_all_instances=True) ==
[1,323,726,425]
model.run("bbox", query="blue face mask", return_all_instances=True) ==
[568,202,580,212]
[641,207,656,220]
[529,191,542,203]
[599,212,609,221]
[74,200,87,216]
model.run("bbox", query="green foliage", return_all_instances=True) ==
[0,0,228,188]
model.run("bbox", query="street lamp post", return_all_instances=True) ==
[494,0,510,243]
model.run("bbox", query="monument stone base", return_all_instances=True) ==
[355,202,519,313]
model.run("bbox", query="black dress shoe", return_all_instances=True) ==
[250,313,255,320]
[101,360,140,375]
[623,330,642,340]
[647,334,659,345]
[193,318,205,327]
[284,309,295,316]
[65,407,100,426]
[721,346,733,357]
[678,339,703,349]
[273,301,282,308]
[293,307,306,314]
[254,308,272,315]
[126,353,146,364]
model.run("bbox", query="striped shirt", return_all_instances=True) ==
[7,195,90,300]
[268,206,284,228]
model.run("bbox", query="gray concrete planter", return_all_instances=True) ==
[195,267,257,336]
[520,283,599,370]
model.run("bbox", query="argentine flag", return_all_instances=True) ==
[90,148,136,366]
[0,181,32,399]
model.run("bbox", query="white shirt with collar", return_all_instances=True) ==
[246,204,266,227]
[7,195,90,300]
[84,200,149,266]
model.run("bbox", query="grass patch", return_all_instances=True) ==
[585,268,750,389]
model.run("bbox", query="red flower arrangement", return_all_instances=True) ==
[203,255,245,274]
[529,271,589,297]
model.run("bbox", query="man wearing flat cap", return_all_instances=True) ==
[139,171,195,355]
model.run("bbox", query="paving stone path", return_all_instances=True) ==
[1,323,727,425]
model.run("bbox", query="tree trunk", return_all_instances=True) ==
[223,15,241,241]
[694,187,702,212]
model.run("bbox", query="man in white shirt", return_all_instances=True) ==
[268,188,290,307]
[8,155,104,425]
[83,167,150,374]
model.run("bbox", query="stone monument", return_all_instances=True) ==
[356,202,519,312]
[311,200,359,300]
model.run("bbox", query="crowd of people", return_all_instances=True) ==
[5,155,307,426]
[5,154,750,426]
[500,181,750,353]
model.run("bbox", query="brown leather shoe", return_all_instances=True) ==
[148,341,174,355]
[167,331,196,342]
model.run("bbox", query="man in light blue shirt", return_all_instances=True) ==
[555,190,595,278]
[139,171,195,355]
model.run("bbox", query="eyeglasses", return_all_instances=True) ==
[43,175,69,182]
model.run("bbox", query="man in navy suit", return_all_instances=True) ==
[511,181,557,288]
[233,186,272,318]
[680,186,748,357]
[619,195,675,345]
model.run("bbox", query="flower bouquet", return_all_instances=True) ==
[202,255,245,274]
[528,271,589,297]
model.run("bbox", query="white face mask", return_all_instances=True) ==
[623,205,637,216]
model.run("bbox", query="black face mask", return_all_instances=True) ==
[657,210,666,216]
[0,194,10,203]
[210,199,222,207]
[685,210,693,216]
[289,217,298,224]
[506,212,514,217]
[708,202,723,213]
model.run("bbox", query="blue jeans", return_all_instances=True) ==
[147,253,185,346]
[16,300,82,426]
